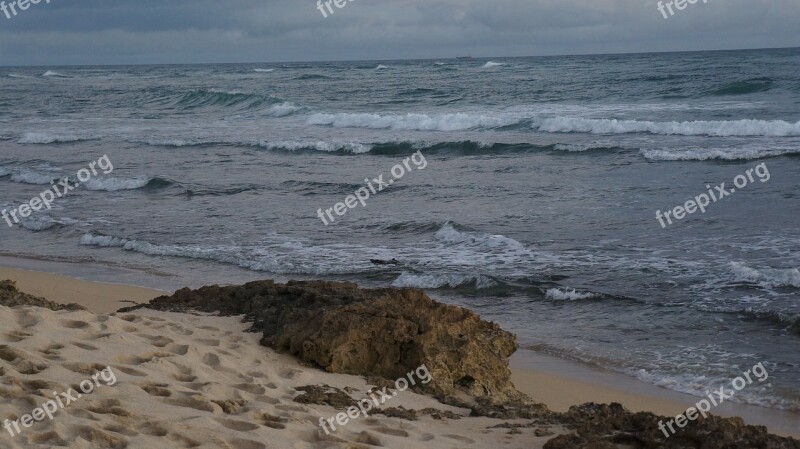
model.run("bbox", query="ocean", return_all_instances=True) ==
[1,48,798,413]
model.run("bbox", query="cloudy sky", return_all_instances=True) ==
[0,0,798,66]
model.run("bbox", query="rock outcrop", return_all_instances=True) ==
[0,280,84,311]
[120,280,524,404]
[545,402,800,449]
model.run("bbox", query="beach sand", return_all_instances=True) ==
[1,264,798,449]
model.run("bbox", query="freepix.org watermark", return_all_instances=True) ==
[657,0,709,19]
[656,162,770,229]
[1,0,51,20]
[4,366,117,438]
[658,362,769,438]
[318,364,432,434]
[1,155,114,228]
[316,150,427,226]
[316,0,355,18]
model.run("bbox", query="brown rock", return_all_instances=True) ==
[551,402,800,449]
[121,280,525,404]
[293,385,357,409]
[0,280,84,311]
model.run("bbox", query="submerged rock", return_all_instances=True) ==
[0,280,84,311]
[120,280,525,404]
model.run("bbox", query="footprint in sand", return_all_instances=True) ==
[444,434,475,444]
[59,319,90,329]
[30,431,68,446]
[196,338,221,347]
[278,368,300,379]
[69,426,128,449]
[114,352,174,365]
[72,342,99,351]
[15,310,41,328]
[138,382,173,397]
[137,333,174,348]
[253,412,287,430]
[215,418,261,432]
[163,395,217,413]
[354,431,384,446]
[114,366,149,377]
[166,343,189,355]
[202,352,221,367]
[63,362,112,375]
[135,422,169,437]
[227,439,266,449]
[370,427,410,438]
[103,424,138,437]
[0,346,48,374]
[233,383,266,395]
[4,330,32,342]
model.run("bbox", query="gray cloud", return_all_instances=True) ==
[0,0,798,65]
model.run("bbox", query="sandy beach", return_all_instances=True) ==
[1,263,798,449]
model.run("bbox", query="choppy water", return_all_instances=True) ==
[1,48,799,412]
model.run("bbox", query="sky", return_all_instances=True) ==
[0,0,798,66]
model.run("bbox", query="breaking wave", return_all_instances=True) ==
[391,272,500,289]
[641,147,800,161]
[729,262,800,288]
[533,117,800,137]
[308,112,518,131]
[545,288,600,301]
[17,132,93,144]
[82,177,153,191]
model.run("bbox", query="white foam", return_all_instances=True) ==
[641,147,800,161]
[267,102,302,117]
[9,170,58,185]
[545,288,599,301]
[141,139,197,147]
[534,117,800,137]
[553,142,617,152]
[375,65,388,70]
[434,223,525,250]
[254,68,275,73]
[391,272,498,289]
[308,112,516,132]
[17,132,88,144]
[42,70,68,77]
[256,140,373,154]
[18,216,73,232]
[482,61,504,68]
[83,177,151,191]
[730,262,800,288]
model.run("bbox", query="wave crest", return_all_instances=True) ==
[534,117,800,137]
[82,177,152,191]
[730,262,800,288]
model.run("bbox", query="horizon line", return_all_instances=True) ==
[1,45,797,69]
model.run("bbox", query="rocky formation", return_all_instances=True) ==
[120,280,524,404]
[0,280,84,311]
[545,402,800,449]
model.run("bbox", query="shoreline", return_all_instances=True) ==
[1,257,798,439]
